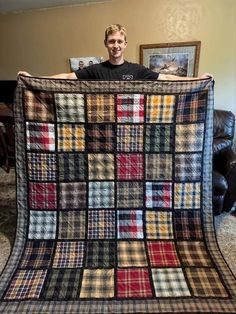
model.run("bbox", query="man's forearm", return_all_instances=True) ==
[158,73,213,81]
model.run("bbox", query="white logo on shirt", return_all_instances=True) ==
[122,75,133,80]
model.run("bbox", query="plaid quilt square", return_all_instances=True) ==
[147,241,180,266]
[117,210,143,239]
[146,211,174,239]
[176,91,207,123]
[53,241,84,268]
[28,182,57,210]
[85,241,115,267]
[88,153,114,180]
[58,210,86,239]
[118,241,148,267]
[28,211,57,240]
[27,152,56,181]
[175,123,204,152]
[146,95,175,123]
[117,154,144,180]
[174,210,203,239]
[20,240,54,268]
[146,154,172,180]
[87,124,115,152]
[23,90,54,122]
[57,124,85,152]
[145,125,173,152]
[146,182,172,208]
[42,269,81,299]
[117,125,144,152]
[88,210,115,239]
[175,153,202,181]
[117,269,152,298]
[59,182,86,209]
[26,122,55,151]
[117,181,143,208]
[174,182,201,209]
[117,94,144,123]
[87,94,115,123]
[80,269,114,298]
[152,268,190,297]
[177,241,213,266]
[58,153,86,181]
[4,270,47,300]
[55,93,85,122]
[88,181,115,208]
[185,268,228,297]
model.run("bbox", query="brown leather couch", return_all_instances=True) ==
[213,109,236,215]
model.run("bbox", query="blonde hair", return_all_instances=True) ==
[104,24,127,42]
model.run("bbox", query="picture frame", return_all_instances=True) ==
[139,41,201,77]
[69,56,103,72]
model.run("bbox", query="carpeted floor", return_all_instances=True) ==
[0,167,235,275]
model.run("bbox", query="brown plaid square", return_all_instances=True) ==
[117,124,144,152]
[87,124,115,152]
[174,210,203,239]
[4,270,47,300]
[23,89,54,122]
[52,241,85,268]
[88,153,114,180]
[177,241,213,266]
[117,181,143,208]
[118,241,148,267]
[59,182,87,209]
[145,153,172,180]
[185,268,229,297]
[87,94,115,122]
[58,210,86,239]
[80,269,114,298]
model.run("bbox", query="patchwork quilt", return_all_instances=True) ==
[0,76,236,313]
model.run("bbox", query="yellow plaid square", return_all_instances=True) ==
[58,124,85,151]
[146,95,175,123]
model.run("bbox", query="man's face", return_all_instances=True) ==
[104,31,127,60]
[79,61,84,69]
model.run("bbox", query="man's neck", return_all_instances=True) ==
[109,57,125,65]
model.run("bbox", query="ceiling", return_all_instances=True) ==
[0,0,111,14]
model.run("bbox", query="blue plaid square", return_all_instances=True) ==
[175,153,202,181]
[176,91,207,123]
[28,211,56,240]
[174,182,201,209]
[88,181,115,208]
[146,182,172,209]
[88,210,115,239]
[117,210,144,239]
[117,125,144,151]
[27,153,56,181]
[53,241,85,268]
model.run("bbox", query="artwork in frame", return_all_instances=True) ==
[69,56,103,72]
[139,41,201,77]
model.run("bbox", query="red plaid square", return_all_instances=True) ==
[117,154,144,180]
[147,241,180,267]
[29,182,57,209]
[117,94,145,123]
[26,122,55,151]
[117,269,153,298]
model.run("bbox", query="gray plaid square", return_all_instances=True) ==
[28,211,56,239]
[145,125,173,152]
[88,181,115,208]
[152,268,191,297]
[58,210,86,239]
[59,153,86,181]
[55,93,85,122]
[146,154,172,180]
[175,123,204,152]
[175,153,202,181]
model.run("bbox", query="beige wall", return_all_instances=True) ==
[0,0,235,118]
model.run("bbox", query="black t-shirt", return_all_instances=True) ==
[74,60,159,80]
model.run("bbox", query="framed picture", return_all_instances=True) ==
[69,56,103,71]
[139,41,201,77]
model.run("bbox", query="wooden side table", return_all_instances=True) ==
[0,103,14,172]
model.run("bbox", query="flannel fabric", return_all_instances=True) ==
[1,77,235,313]
[55,93,85,122]
[117,210,143,239]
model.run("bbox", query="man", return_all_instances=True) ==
[77,60,85,71]
[19,24,212,81]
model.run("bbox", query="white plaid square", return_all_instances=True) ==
[55,93,85,122]
[88,181,115,208]
[28,211,56,239]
